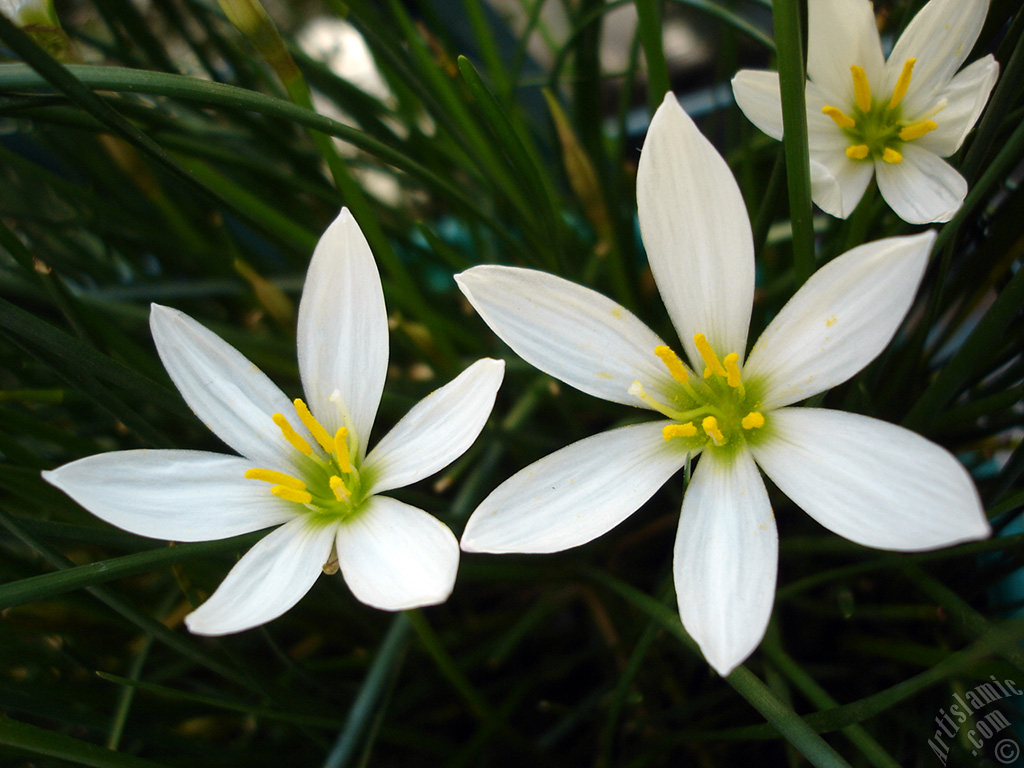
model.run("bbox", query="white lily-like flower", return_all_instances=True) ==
[455,95,989,676]
[732,0,998,224]
[43,209,504,635]
[1,0,58,27]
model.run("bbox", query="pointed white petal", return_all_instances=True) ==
[42,450,299,541]
[744,231,934,410]
[915,56,999,157]
[732,70,783,140]
[150,304,306,473]
[184,516,337,635]
[807,0,885,102]
[674,448,777,677]
[875,145,967,224]
[335,496,459,610]
[637,94,754,367]
[884,0,988,97]
[455,266,679,407]
[461,421,690,554]
[362,359,504,495]
[297,208,388,459]
[751,408,990,550]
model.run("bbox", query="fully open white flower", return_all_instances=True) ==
[732,0,998,224]
[44,209,504,635]
[455,95,989,676]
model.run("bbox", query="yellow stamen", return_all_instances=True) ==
[244,468,306,490]
[702,416,726,445]
[822,105,856,129]
[723,353,742,389]
[889,58,915,109]
[272,413,313,456]
[846,144,870,160]
[329,475,350,501]
[742,412,765,430]
[271,485,312,504]
[334,427,352,473]
[850,65,872,113]
[899,120,937,141]
[882,147,903,164]
[663,423,698,441]
[293,398,334,455]
[693,334,727,379]
[654,345,689,384]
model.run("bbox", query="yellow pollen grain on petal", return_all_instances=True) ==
[702,416,726,445]
[899,120,937,141]
[822,105,856,129]
[889,58,916,109]
[654,345,689,384]
[329,475,350,501]
[244,468,306,490]
[334,427,353,473]
[272,413,313,456]
[693,333,727,378]
[882,147,903,164]
[663,422,698,441]
[742,411,765,430]
[846,144,870,160]
[850,65,872,113]
[723,353,742,388]
[293,398,334,455]
[271,485,313,504]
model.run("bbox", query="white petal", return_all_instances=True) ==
[150,305,306,473]
[637,94,754,368]
[42,450,299,541]
[884,0,988,97]
[807,0,885,102]
[875,145,967,224]
[461,421,690,554]
[335,496,460,610]
[455,266,679,407]
[744,231,934,410]
[184,516,337,635]
[674,448,777,677]
[916,56,999,157]
[732,70,783,140]
[362,359,504,495]
[297,208,388,459]
[751,408,990,550]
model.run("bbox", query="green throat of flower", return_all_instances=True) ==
[245,397,364,522]
[630,333,766,456]
[822,59,942,165]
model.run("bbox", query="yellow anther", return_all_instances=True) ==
[244,468,306,490]
[334,427,352,473]
[882,147,903,164]
[899,120,937,141]
[723,353,742,389]
[850,65,872,113]
[272,413,313,456]
[293,398,334,455]
[654,345,689,384]
[889,58,916,109]
[846,144,870,160]
[271,485,313,504]
[663,423,698,441]
[329,475,350,501]
[822,105,856,129]
[742,411,765,430]
[693,334,728,379]
[702,416,726,445]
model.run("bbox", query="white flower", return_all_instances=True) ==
[732,0,998,224]
[43,209,504,635]
[1,0,58,27]
[455,95,989,676]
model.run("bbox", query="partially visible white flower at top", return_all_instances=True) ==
[43,209,504,635]
[455,95,989,676]
[732,0,998,224]
[0,0,58,27]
